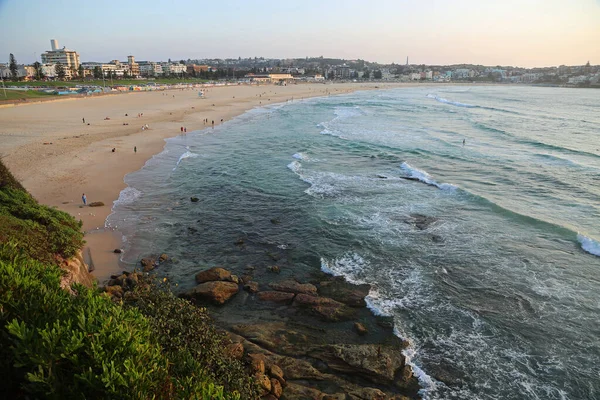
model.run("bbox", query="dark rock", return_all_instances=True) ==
[195,267,232,283]
[244,281,260,293]
[267,265,281,273]
[354,322,368,336]
[347,387,387,400]
[269,280,317,296]
[248,353,266,374]
[409,213,438,230]
[258,291,295,304]
[293,294,356,322]
[158,253,168,262]
[190,196,199,202]
[140,257,155,272]
[104,285,123,298]
[270,378,282,398]
[227,342,244,360]
[113,248,123,254]
[257,374,271,396]
[269,364,285,385]
[310,344,419,393]
[281,383,326,400]
[318,278,371,307]
[88,201,104,207]
[181,281,239,305]
[270,218,281,224]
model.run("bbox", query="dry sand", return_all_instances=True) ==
[0,82,402,281]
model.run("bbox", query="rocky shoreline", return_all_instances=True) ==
[105,258,421,400]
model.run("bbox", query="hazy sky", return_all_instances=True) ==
[1,0,598,67]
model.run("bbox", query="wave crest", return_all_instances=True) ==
[401,162,457,191]
[577,234,600,257]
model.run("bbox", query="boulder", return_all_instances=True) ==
[244,281,260,293]
[267,265,281,273]
[354,322,368,336]
[280,383,326,400]
[318,278,371,307]
[104,285,123,298]
[195,267,232,283]
[257,374,272,396]
[269,364,285,384]
[158,253,168,262]
[310,344,418,392]
[190,196,199,202]
[227,342,244,360]
[347,387,387,400]
[228,274,240,284]
[113,248,123,254]
[140,257,155,272]
[409,213,438,230]
[258,291,295,304]
[182,281,239,305]
[248,353,266,374]
[293,294,356,322]
[323,395,346,400]
[270,378,282,398]
[88,201,104,207]
[269,280,317,295]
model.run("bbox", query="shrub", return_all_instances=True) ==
[0,187,84,263]
[121,275,260,399]
[0,248,243,399]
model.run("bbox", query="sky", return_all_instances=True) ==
[0,0,599,68]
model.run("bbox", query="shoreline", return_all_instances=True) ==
[0,82,408,282]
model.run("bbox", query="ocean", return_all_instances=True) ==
[107,85,600,400]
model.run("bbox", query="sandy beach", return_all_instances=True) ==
[0,82,403,281]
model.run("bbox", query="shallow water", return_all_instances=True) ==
[108,86,600,400]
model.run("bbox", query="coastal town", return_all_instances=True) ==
[1,39,599,94]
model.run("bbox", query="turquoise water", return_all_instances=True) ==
[108,86,600,400]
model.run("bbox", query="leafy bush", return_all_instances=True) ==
[0,248,245,399]
[0,187,84,263]
[121,275,260,399]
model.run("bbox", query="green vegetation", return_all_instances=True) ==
[0,159,258,399]
[0,89,58,101]
[0,162,83,263]
[3,78,209,88]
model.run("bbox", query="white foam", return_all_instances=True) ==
[401,162,457,191]
[577,234,600,257]
[292,152,307,160]
[320,254,437,397]
[320,253,369,284]
[426,93,476,108]
[113,186,142,207]
[174,150,199,170]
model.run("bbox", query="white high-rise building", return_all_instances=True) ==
[41,39,80,76]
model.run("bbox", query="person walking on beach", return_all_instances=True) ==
[134,146,137,153]
[462,139,466,146]
[82,193,87,205]
[82,117,85,124]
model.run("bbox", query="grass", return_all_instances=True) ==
[3,78,210,89]
[0,89,58,101]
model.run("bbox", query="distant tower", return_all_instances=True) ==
[128,55,135,65]
[406,56,409,66]
[51,39,59,51]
